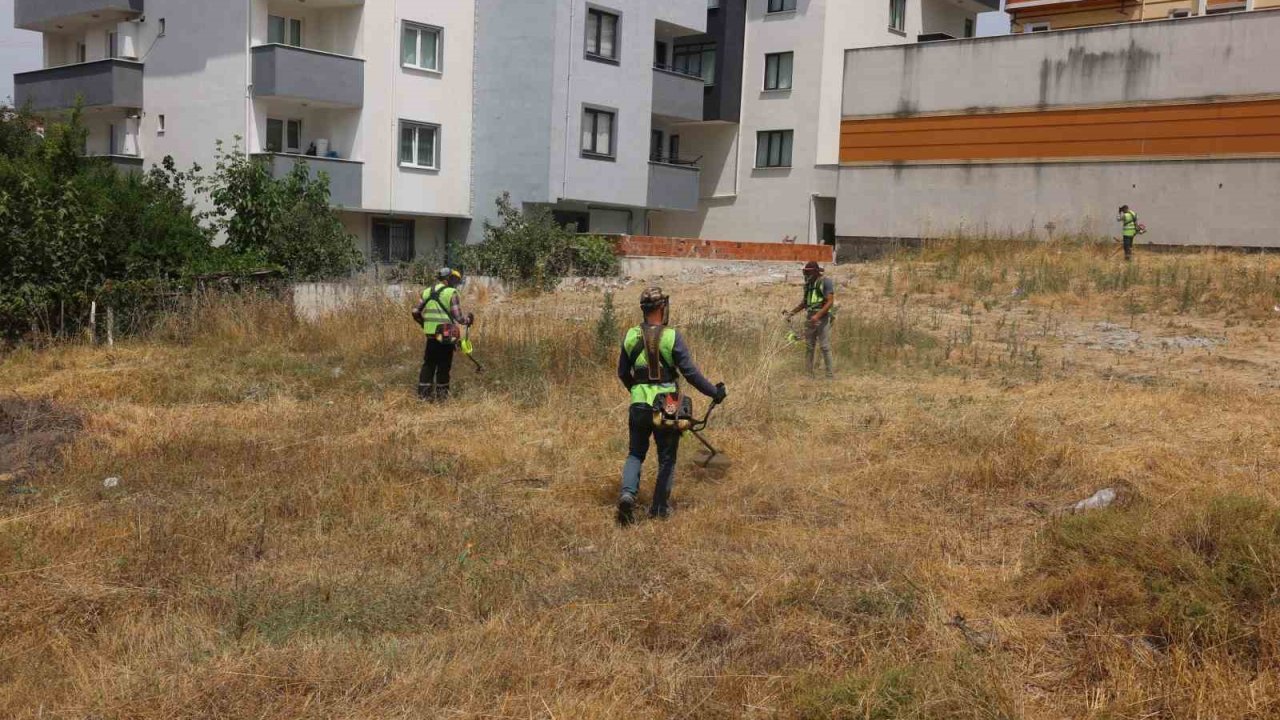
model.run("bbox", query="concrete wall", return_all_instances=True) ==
[835,12,1280,247]
[14,0,142,31]
[250,44,364,108]
[836,159,1280,247]
[842,11,1280,117]
[14,58,142,110]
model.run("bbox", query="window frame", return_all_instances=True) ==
[585,6,621,63]
[401,21,443,73]
[1168,8,1192,16]
[673,42,716,85]
[581,106,617,160]
[371,218,416,265]
[268,14,303,46]
[888,0,907,33]
[265,117,303,154]
[398,120,441,171]
[763,51,793,91]
[755,129,793,169]
[1024,21,1051,32]
[767,0,797,13]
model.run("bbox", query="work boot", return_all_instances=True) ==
[648,501,674,520]
[617,492,636,525]
[416,383,434,402]
[436,384,451,402]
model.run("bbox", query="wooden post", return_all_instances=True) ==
[87,301,97,345]
[106,306,115,348]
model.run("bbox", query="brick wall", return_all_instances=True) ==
[614,235,834,263]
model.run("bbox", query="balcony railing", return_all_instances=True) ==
[252,44,365,108]
[652,66,704,122]
[14,59,143,112]
[88,154,144,174]
[15,0,143,32]
[648,161,700,212]
[252,153,363,209]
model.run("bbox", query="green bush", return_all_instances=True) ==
[461,193,619,291]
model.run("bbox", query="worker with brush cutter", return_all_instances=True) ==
[616,287,727,524]
[412,267,473,402]
[785,261,835,379]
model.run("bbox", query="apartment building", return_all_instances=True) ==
[13,0,474,266]
[649,0,995,246]
[467,0,708,243]
[1002,0,1279,33]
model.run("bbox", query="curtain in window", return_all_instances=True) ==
[599,14,616,58]
[402,26,418,65]
[417,127,435,167]
[420,30,438,70]
[400,125,415,164]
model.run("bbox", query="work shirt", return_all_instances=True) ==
[806,277,835,316]
[616,325,719,405]
[417,283,467,336]
[1120,211,1138,239]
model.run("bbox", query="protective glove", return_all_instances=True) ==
[713,383,728,404]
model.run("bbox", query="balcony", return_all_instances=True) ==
[252,45,364,108]
[14,59,143,112]
[252,153,363,209]
[89,154,144,174]
[647,160,700,212]
[652,65,704,122]
[15,0,142,32]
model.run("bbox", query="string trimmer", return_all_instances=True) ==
[652,384,729,469]
[687,391,729,469]
[459,314,483,373]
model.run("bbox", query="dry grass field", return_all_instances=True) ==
[3,239,1280,719]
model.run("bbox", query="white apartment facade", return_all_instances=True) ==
[14,0,474,266]
[650,0,994,246]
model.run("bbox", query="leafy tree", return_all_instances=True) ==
[204,142,363,281]
[462,193,619,291]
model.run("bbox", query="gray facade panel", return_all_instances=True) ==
[15,0,142,30]
[652,68,704,121]
[843,12,1280,117]
[251,45,364,108]
[647,162,700,212]
[255,154,363,209]
[468,0,558,245]
[14,59,143,111]
[836,159,1280,248]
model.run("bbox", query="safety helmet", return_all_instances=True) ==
[639,286,669,311]
[438,267,463,284]
[803,261,824,276]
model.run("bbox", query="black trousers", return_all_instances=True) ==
[419,338,455,390]
[621,404,681,514]
[1123,235,1134,260]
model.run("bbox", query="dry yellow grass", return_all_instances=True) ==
[3,240,1280,719]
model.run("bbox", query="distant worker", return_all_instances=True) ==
[412,267,473,402]
[617,287,726,523]
[785,261,835,379]
[1117,204,1142,261]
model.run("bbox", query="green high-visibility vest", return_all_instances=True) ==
[806,280,827,312]
[623,325,677,405]
[1122,211,1138,238]
[422,283,457,336]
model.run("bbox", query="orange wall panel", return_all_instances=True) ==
[839,99,1280,164]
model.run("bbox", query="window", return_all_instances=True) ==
[654,40,668,67]
[767,0,796,12]
[401,22,441,71]
[964,18,975,37]
[266,118,302,153]
[399,121,439,169]
[108,123,118,155]
[755,130,793,168]
[268,15,302,46]
[1024,22,1051,32]
[157,114,165,134]
[1168,8,1191,16]
[76,42,87,63]
[673,42,716,84]
[585,8,619,61]
[372,219,415,264]
[764,51,793,91]
[668,134,681,162]
[1205,3,1244,13]
[581,107,615,158]
[889,0,906,32]
[107,31,119,59]
[158,18,166,36]
[650,129,663,161]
